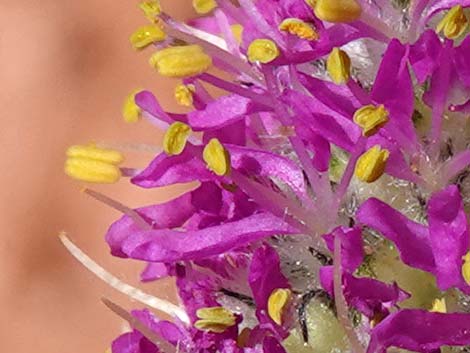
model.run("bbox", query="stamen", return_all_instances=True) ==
[65,144,124,184]
[353,104,389,137]
[436,5,468,40]
[102,298,177,353]
[59,233,189,323]
[82,188,151,230]
[326,48,351,85]
[174,84,195,107]
[279,18,319,41]
[192,0,217,14]
[430,297,447,313]
[313,0,362,24]
[194,307,236,333]
[247,39,280,64]
[122,89,143,123]
[354,145,390,183]
[267,288,292,325]
[163,122,192,156]
[203,138,231,176]
[462,251,470,285]
[230,24,244,44]
[149,45,212,78]
[139,0,161,23]
[129,25,166,50]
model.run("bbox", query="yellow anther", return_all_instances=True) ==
[203,138,231,176]
[66,144,124,164]
[130,25,166,50]
[436,5,468,39]
[279,18,319,41]
[193,0,217,14]
[353,104,389,137]
[174,84,195,107]
[355,145,390,183]
[267,288,292,325]
[305,0,317,8]
[163,122,192,155]
[139,0,161,23]
[430,297,447,313]
[149,45,212,78]
[122,90,142,123]
[326,47,351,85]
[247,39,280,64]
[231,24,244,44]
[194,307,236,333]
[65,144,124,184]
[314,0,362,23]
[462,251,470,285]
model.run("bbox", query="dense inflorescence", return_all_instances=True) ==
[63,1,470,352]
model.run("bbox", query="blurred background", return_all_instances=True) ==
[0,1,193,351]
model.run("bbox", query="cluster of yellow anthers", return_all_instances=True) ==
[64,144,124,184]
[436,5,469,39]
[193,288,292,334]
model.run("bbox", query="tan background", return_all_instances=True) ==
[0,1,193,351]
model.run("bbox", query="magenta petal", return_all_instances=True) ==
[367,310,470,353]
[106,191,196,257]
[122,213,298,262]
[188,95,264,131]
[228,144,306,197]
[262,336,288,353]
[428,185,470,293]
[410,30,442,84]
[112,331,159,353]
[140,262,171,282]
[454,35,470,88]
[320,267,408,318]
[356,198,435,272]
[135,90,179,124]
[249,244,290,336]
[323,227,364,273]
[131,146,213,188]
[249,244,289,309]
[371,39,417,147]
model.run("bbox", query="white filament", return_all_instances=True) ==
[59,232,190,324]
